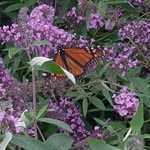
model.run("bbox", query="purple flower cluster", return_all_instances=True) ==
[119,20,150,45]
[90,126,103,139]
[87,7,123,30]
[0,4,89,57]
[0,58,12,99]
[0,82,34,134]
[48,98,104,142]
[66,7,85,24]
[0,24,21,45]
[0,58,33,134]
[48,98,88,142]
[0,108,25,133]
[113,87,139,118]
[67,7,77,18]
[104,44,138,75]
[112,46,138,76]
[29,4,54,25]
[0,59,23,133]
[119,20,150,64]
[105,7,124,30]
[88,11,104,29]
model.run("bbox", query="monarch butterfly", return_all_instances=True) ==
[53,47,103,78]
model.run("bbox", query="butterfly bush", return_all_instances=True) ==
[0,4,89,57]
[67,7,77,19]
[0,82,34,134]
[0,57,34,134]
[0,58,23,133]
[88,11,104,29]
[105,7,124,30]
[104,44,138,75]
[90,126,104,139]
[0,58,12,99]
[119,20,150,45]
[66,7,85,24]
[104,20,150,75]
[65,5,123,31]
[48,98,89,142]
[29,4,55,25]
[48,98,104,142]
[0,2,149,149]
[119,20,150,64]
[113,87,139,118]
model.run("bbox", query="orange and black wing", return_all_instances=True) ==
[54,48,103,78]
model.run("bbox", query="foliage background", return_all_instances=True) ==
[0,0,150,150]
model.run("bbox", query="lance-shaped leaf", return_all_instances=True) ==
[45,133,73,150]
[38,117,73,133]
[88,138,121,150]
[11,135,48,150]
[0,132,12,150]
[130,101,144,134]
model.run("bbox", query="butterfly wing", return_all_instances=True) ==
[65,48,102,65]
[54,48,103,78]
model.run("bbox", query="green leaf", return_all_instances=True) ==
[4,3,24,13]
[101,88,113,106]
[39,61,64,74]
[109,121,126,130]
[30,57,76,84]
[130,77,149,94]
[94,118,116,133]
[59,0,77,14]
[82,98,88,117]
[104,0,128,5]
[142,134,150,139]
[94,118,107,127]
[89,97,106,110]
[97,1,108,16]
[45,134,73,150]
[32,40,49,46]
[130,77,150,107]
[0,1,9,6]
[36,105,48,120]
[130,101,144,134]
[0,132,12,150]
[98,63,110,78]
[24,0,37,7]
[88,138,121,150]
[126,67,141,78]
[11,135,48,150]
[38,118,72,133]
[3,0,36,13]
[7,47,22,59]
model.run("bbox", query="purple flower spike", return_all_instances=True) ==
[119,20,150,45]
[113,87,139,119]
[48,98,89,142]
[0,58,12,99]
[0,4,89,57]
[88,11,104,29]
